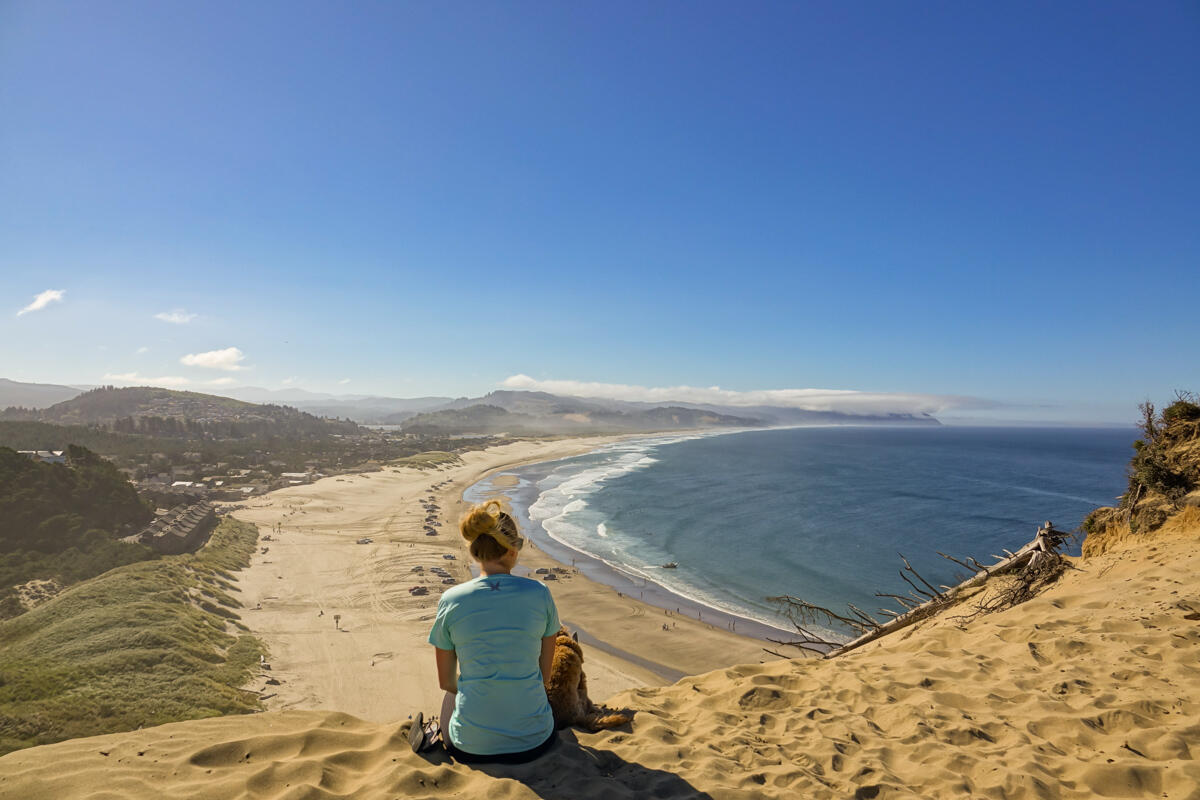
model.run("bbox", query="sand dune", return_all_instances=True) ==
[3,507,1196,799]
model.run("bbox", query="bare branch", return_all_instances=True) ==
[937,551,978,572]
[769,594,874,634]
[898,554,945,599]
[764,644,824,658]
[771,525,1073,661]
[845,603,881,628]
[765,635,836,656]
[876,592,918,609]
[898,568,936,600]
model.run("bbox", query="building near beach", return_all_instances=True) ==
[134,501,217,555]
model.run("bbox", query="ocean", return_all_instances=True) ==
[464,426,1134,638]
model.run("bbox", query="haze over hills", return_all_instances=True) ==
[635,401,942,427]
[217,386,453,424]
[0,378,86,410]
[134,386,451,425]
[2,380,942,433]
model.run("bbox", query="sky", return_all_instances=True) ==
[2,1,1197,424]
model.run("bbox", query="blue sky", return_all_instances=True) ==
[2,2,1197,423]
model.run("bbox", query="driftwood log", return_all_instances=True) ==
[768,522,1071,659]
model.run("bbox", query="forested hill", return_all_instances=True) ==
[0,445,155,616]
[2,386,359,439]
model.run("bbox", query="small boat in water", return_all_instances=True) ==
[660,562,678,569]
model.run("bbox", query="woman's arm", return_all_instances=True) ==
[540,635,556,685]
[434,647,458,694]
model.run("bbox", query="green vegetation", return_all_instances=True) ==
[0,517,265,755]
[1161,394,1200,425]
[0,418,498,484]
[1126,394,1200,518]
[390,450,464,469]
[403,404,516,433]
[0,445,152,548]
[3,386,359,439]
[1082,392,1200,541]
[0,446,156,616]
[0,420,143,456]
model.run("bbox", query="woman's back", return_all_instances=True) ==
[429,573,559,755]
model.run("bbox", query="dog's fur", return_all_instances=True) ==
[545,627,632,732]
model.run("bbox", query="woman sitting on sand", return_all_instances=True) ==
[411,500,560,763]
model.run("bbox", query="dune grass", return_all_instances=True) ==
[389,450,462,469]
[0,517,266,755]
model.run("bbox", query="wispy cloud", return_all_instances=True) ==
[501,375,995,416]
[136,346,150,355]
[208,376,237,386]
[17,289,65,316]
[338,378,351,385]
[281,376,298,386]
[180,347,248,371]
[104,371,192,388]
[154,309,197,324]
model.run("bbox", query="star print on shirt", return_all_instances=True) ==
[486,580,502,591]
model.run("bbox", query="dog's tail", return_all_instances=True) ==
[582,709,632,732]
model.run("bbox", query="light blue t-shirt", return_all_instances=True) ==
[428,573,560,755]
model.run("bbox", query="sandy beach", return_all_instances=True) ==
[224,436,777,724]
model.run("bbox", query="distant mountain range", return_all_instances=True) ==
[402,398,758,435]
[1,379,940,435]
[398,390,938,433]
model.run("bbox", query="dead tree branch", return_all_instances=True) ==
[898,554,945,600]
[767,523,1073,661]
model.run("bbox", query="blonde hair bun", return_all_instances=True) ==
[460,499,521,560]
[461,500,504,543]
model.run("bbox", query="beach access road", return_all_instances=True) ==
[231,437,778,724]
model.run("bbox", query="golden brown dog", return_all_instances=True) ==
[545,626,631,732]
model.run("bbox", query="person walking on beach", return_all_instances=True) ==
[412,500,559,764]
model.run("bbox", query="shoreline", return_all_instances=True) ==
[463,447,796,643]
[441,434,794,658]
[226,435,780,723]
[463,470,792,642]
